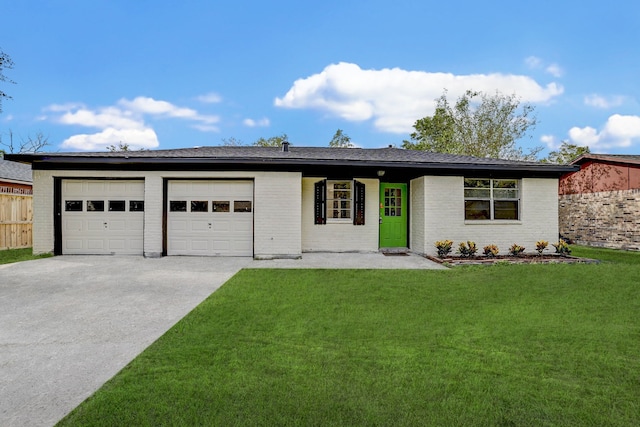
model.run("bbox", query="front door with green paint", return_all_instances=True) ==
[379,183,407,247]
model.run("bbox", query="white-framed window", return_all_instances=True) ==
[464,178,520,220]
[327,180,352,221]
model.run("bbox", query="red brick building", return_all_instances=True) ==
[559,154,640,250]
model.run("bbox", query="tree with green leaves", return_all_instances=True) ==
[329,129,354,148]
[253,133,289,147]
[402,90,542,161]
[0,48,15,114]
[542,141,590,164]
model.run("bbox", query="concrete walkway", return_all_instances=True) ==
[251,251,448,269]
[0,253,444,426]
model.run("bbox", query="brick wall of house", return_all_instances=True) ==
[417,176,559,257]
[559,189,640,250]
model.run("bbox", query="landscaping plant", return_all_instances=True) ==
[535,240,549,255]
[457,241,478,258]
[508,243,525,257]
[483,244,499,257]
[553,239,571,256]
[434,240,454,258]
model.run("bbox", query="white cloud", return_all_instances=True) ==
[192,124,220,132]
[118,96,219,124]
[48,96,220,151]
[525,56,563,77]
[59,107,144,130]
[540,134,560,150]
[243,117,270,127]
[196,92,222,103]
[525,56,543,69]
[545,64,563,78]
[61,127,159,151]
[584,94,626,109]
[275,62,564,133]
[568,114,640,150]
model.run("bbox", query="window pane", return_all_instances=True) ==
[212,201,229,212]
[170,201,187,212]
[464,178,490,188]
[464,189,491,198]
[87,200,104,212]
[494,180,517,189]
[493,189,519,199]
[494,201,519,220]
[234,201,252,212]
[129,200,144,212]
[465,200,490,220]
[65,200,83,212]
[108,200,126,211]
[191,201,208,212]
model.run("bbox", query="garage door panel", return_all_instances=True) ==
[62,180,144,255]
[167,180,253,256]
[108,240,126,250]
[87,220,105,231]
[87,239,106,250]
[190,220,210,232]
[64,219,83,232]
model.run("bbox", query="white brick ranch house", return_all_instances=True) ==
[7,145,576,258]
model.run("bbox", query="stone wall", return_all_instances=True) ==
[559,189,640,250]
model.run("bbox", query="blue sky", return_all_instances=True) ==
[1,1,639,156]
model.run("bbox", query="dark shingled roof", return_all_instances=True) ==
[0,159,33,183]
[6,146,577,175]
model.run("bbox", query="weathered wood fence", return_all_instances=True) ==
[0,192,33,250]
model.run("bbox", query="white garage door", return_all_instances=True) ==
[62,180,145,255]
[167,180,253,256]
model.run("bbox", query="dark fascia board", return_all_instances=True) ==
[9,154,578,177]
[571,153,640,168]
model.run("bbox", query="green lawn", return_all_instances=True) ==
[59,247,640,426]
[0,247,51,265]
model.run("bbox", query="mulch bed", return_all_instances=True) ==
[426,253,600,266]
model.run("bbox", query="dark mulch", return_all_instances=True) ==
[426,253,600,266]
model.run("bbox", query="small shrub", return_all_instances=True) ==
[435,240,454,258]
[552,239,571,256]
[457,241,478,258]
[483,244,499,258]
[535,240,549,255]
[509,243,526,257]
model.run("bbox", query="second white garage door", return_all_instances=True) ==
[167,180,253,256]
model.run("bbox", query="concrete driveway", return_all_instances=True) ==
[0,252,444,426]
[0,255,252,427]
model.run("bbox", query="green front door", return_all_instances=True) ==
[379,183,407,248]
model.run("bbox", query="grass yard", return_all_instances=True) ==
[59,248,640,426]
[0,247,51,265]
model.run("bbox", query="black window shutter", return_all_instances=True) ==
[314,180,326,224]
[354,180,365,225]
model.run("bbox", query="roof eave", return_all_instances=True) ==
[16,155,576,173]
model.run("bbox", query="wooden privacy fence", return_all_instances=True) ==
[0,193,33,250]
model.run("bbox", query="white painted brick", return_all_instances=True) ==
[410,177,426,254]
[420,176,559,257]
[301,177,379,252]
[31,169,303,258]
